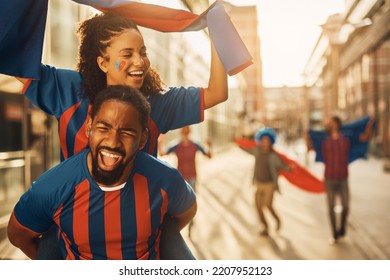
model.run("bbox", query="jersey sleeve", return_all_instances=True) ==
[195,143,207,155]
[23,64,84,119]
[13,180,56,234]
[150,86,204,134]
[166,143,178,155]
[163,169,196,216]
[12,155,81,234]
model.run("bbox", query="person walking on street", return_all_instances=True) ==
[159,126,211,237]
[322,116,351,244]
[253,128,292,236]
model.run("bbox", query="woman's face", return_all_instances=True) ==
[97,29,151,89]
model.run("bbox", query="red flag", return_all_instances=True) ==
[236,138,325,194]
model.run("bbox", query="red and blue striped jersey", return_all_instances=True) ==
[12,149,195,260]
[23,64,204,160]
[167,141,207,180]
[322,135,350,180]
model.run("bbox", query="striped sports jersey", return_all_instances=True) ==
[167,141,207,180]
[23,64,204,160]
[322,135,350,179]
[13,149,195,260]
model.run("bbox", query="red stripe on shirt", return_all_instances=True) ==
[133,174,151,260]
[21,79,32,94]
[154,189,168,260]
[59,101,82,160]
[72,179,92,260]
[53,204,63,239]
[160,189,168,224]
[147,119,159,155]
[53,204,76,260]
[74,104,92,155]
[104,191,123,260]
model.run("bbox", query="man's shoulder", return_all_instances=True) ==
[135,152,182,179]
[36,150,87,186]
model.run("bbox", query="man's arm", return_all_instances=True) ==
[203,40,228,109]
[172,202,197,231]
[14,76,29,85]
[359,117,376,142]
[7,212,41,259]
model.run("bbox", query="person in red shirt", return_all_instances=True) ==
[322,116,351,244]
[160,126,211,191]
[159,126,211,237]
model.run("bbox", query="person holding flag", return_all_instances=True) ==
[307,115,375,244]
[251,128,294,236]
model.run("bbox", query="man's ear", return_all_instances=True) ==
[86,118,93,138]
[97,56,108,73]
[139,128,149,150]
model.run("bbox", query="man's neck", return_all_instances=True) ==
[331,131,340,139]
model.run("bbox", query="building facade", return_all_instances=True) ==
[304,0,390,158]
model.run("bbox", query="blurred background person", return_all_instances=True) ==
[159,126,211,238]
[252,128,292,236]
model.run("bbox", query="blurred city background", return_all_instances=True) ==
[0,0,389,260]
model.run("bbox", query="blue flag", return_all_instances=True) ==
[0,0,48,79]
[308,116,374,163]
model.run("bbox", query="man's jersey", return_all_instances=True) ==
[322,135,350,180]
[23,64,204,160]
[13,149,196,260]
[167,141,207,180]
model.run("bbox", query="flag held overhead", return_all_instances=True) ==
[0,0,252,79]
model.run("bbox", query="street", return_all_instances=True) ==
[180,144,390,260]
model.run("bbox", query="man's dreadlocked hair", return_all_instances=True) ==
[76,13,165,104]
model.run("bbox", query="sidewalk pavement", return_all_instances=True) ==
[179,144,390,260]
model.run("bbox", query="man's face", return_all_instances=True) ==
[325,117,339,133]
[260,136,272,151]
[87,100,147,186]
[98,29,151,90]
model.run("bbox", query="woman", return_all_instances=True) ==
[16,12,228,259]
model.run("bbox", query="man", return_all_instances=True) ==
[253,128,291,236]
[159,126,210,238]
[307,115,375,244]
[7,85,196,259]
[322,116,350,244]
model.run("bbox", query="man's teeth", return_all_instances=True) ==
[101,151,120,158]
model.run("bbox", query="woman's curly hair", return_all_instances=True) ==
[76,13,165,104]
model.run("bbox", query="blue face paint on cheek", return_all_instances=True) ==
[115,61,120,71]
[115,60,126,71]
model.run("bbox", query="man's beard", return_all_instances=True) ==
[91,146,128,186]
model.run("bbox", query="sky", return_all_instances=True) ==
[226,0,345,87]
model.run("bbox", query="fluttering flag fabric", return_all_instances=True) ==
[0,0,48,79]
[308,116,374,163]
[0,0,252,79]
[75,0,253,76]
[236,138,325,194]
